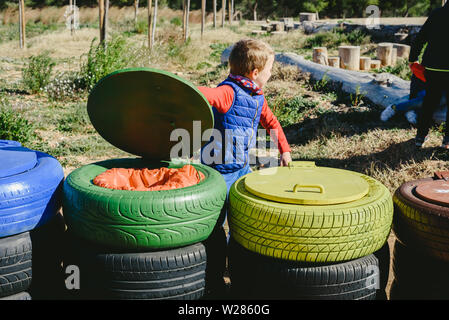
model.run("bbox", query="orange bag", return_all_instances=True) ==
[93,165,205,191]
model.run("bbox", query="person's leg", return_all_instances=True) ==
[416,70,445,145]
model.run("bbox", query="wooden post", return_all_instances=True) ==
[391,47,397,65]
[393,43,411,60]
[328,57,340,68]
[360,57,371,71]
[313,47,328,65]
[213,0,216,28]
[19,0,26,49]
[299,12,316,22]
[443,0,447,6]
[150,0,158,49]
[105,0,109,42]
[99,0,105,43]
[221,0,226,28]
[201,0,205,38]
[134,0,139,24]
[253,1,257,21]
[377,43,394,66]
[370,59,381,69]
[184,0,190,42]
[148,0,153,48]
[228,0,232,25]
[338,45,360,70]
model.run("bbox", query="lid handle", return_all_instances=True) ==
[288,161,316,169]
[293,184,325,194]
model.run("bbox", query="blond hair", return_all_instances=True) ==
[229,39,275,76]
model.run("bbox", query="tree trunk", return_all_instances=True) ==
[253,1,257,21]
[228,0,232,25]
[222,0,226,28]
[444,0,447,7]
[19,0,26,49]
[393,44,411,60]
[104,0,109,43]
[134,0,139,24]
[213,0,216,28]
[201,0,205,38]
[359,57,371,71]
[328,56,340,68]
[148,0,152,49]
[377,42,394,66]
[99,0,105,43]
[150,0,158,49]
[338,45,361,70]
[184,0,190,42]
[313,47,329,66]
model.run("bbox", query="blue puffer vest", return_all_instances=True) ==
[200,78,264,174]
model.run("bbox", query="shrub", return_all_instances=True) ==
[44,71,83,101]
[22,51,55,94]
[374,58,412,81]
[0,97,34,144]
[79,37,136,91]
[273,96,318,127]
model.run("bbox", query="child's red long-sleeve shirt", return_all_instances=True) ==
[198,85,291,154]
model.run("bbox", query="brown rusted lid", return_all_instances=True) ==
[434,171,449,181]
[415,180,449,207]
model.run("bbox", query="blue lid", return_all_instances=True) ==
[0,147,38,178]
[0,140,22,148]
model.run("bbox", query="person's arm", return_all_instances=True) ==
[259,98,292,166]
[197,85,234,114]
[409,12,433,63]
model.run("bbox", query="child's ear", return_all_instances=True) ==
[247,68,259,80]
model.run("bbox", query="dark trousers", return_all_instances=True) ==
[417,69,449,137]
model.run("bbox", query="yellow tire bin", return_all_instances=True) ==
[229,161,394,263]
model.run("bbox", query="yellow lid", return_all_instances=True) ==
[244,161,369,205]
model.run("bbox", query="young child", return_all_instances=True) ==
[198,39,292,199]
[197,38,292,298]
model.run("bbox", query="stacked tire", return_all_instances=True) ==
[391,171,449,299]
[228,162,394,300]
[62,158,227,300]
[0,141,65,300]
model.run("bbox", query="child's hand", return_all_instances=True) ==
[280,152,292,167]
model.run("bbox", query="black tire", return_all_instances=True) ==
[229,238,385,300]
[0,232,32,298]
[393,177,449,261]
[62,232,207,300]
[63,158,227,250]
[390,240,449,300]
[29,214,66,300]
[0,291,31,300]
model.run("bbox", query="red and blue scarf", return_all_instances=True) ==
[228,74,263,95]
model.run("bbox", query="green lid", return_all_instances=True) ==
[87,68,214,160]
[243,161,370,205]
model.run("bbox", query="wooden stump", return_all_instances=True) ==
[370,59,381,69]
[251,30,266,35]
[338,45,360,70]
[271,31,287,35]
[360,57,371,71]
[328,57,340,68]
[377,43,394,67]
[280,17,293,24]
[285,24,294,32]
[393,43,411,59]
[391,47,397,65]
[299,12,316,22]
[313,47,329,66]
[271,22,285,31]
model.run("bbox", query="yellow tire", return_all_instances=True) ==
[229,171,393,263]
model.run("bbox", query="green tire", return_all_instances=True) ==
[229,171,393,263]
[63,158,227,250]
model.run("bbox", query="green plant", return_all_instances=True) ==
[272,95,318,127]
[170,17,182,27]
[134,19,148,34]
[44,71,83,101]
[313,73,330,91]
[374,58,412,81]
[79,37,135,91]
[22,51,55,94]
[0,99,34,144]
[57,104,92,134]
[349,85,365,107]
